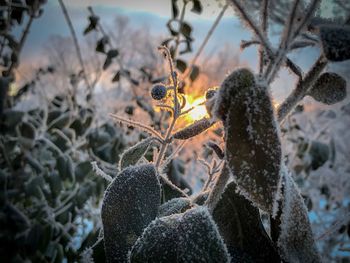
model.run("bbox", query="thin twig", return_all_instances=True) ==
[183,4,228,79]
[258,0,269,74]
[277,54,327,122]
[58,0,92,99]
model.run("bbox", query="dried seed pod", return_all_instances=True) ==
[101,164,161,262]
[214,68,282,213]
[172,117,213,140]
[307,72,346,105]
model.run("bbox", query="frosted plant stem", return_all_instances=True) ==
[173,0,188,59]
[58,0,92,100]
[258,0,269,75]
[265,0,321,83]
[277,54,327,122]
[155,46,179,168]
[229,0,274,58]
[206,164,230,213]
[264,0,301,82]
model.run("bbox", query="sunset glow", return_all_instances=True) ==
[182,95,208,122]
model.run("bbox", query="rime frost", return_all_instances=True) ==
[130,206,230,262]
[277,166,320,263]
[158,197,192,217]
[214,68,282,213]
[101,164,161,262]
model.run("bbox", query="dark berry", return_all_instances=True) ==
[205,89,217,100]
[151,84,167,100]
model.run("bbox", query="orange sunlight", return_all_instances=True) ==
[182,95,209,122]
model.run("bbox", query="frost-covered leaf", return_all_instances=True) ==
[158,197,191,217]
[102,164,160,263]
[276,167,320,263]
[214,68,282,213]
[307,72,347,105]
[119,137,155,170]
[129,207,230,262]
[213,182,281,262]
[320,25,350,62]
[173,117,213,140]
[160,175,187,202]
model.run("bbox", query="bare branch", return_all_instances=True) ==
[58,0,93,100]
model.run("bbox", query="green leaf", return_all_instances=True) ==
[119,137,155,170]
[308,72,347,105]
[130,207,230,262]
[213,182,281,262]
[175,59,187,73]
[102,164,160,262]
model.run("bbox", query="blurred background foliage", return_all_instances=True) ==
[0,0,350,262]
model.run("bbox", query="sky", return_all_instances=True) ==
[13,0,349,102]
